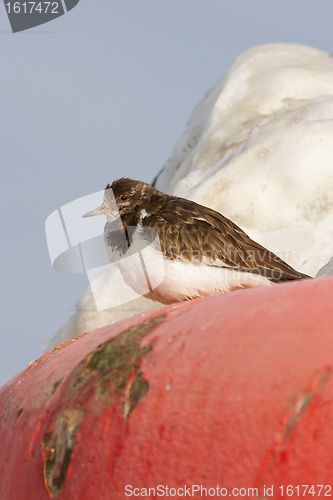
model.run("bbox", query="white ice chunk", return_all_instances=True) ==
[155,43,333,277]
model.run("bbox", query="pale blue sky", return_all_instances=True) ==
[1,1,333,386]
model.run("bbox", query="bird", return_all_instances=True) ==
[83,177,311,305]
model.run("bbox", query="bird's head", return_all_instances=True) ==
[82,178,154,220]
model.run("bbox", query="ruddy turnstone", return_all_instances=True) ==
[83,178,310,305]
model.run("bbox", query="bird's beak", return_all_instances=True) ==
[82,204,108,218]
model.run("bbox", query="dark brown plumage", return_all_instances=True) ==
[109,177,310,283]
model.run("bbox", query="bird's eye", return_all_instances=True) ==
[121,195,127,201]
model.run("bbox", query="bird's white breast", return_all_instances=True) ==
[113,225,166,297]
[114,225,272,305]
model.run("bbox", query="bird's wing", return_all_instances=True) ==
[142,197,309,281]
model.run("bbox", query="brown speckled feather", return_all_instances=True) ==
[142,195,309,282]
[108,177,310,283]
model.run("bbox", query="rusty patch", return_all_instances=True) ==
[260,366,332,471]
[51,379,63,395]
[71,313,166,416]
[16,407,23,419]
[281,367,331,441]
[123,371,149,419]
[43,407,85,499]
[41,313,165,498]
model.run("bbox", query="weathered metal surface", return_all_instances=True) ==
[1,277,333,499]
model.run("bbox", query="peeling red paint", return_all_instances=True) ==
[259,367,332,473]
[1,278,333,499]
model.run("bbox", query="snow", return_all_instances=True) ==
[44,43,333,352]
[155,43,333,277]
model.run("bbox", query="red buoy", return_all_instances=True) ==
[1,277,333,499]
